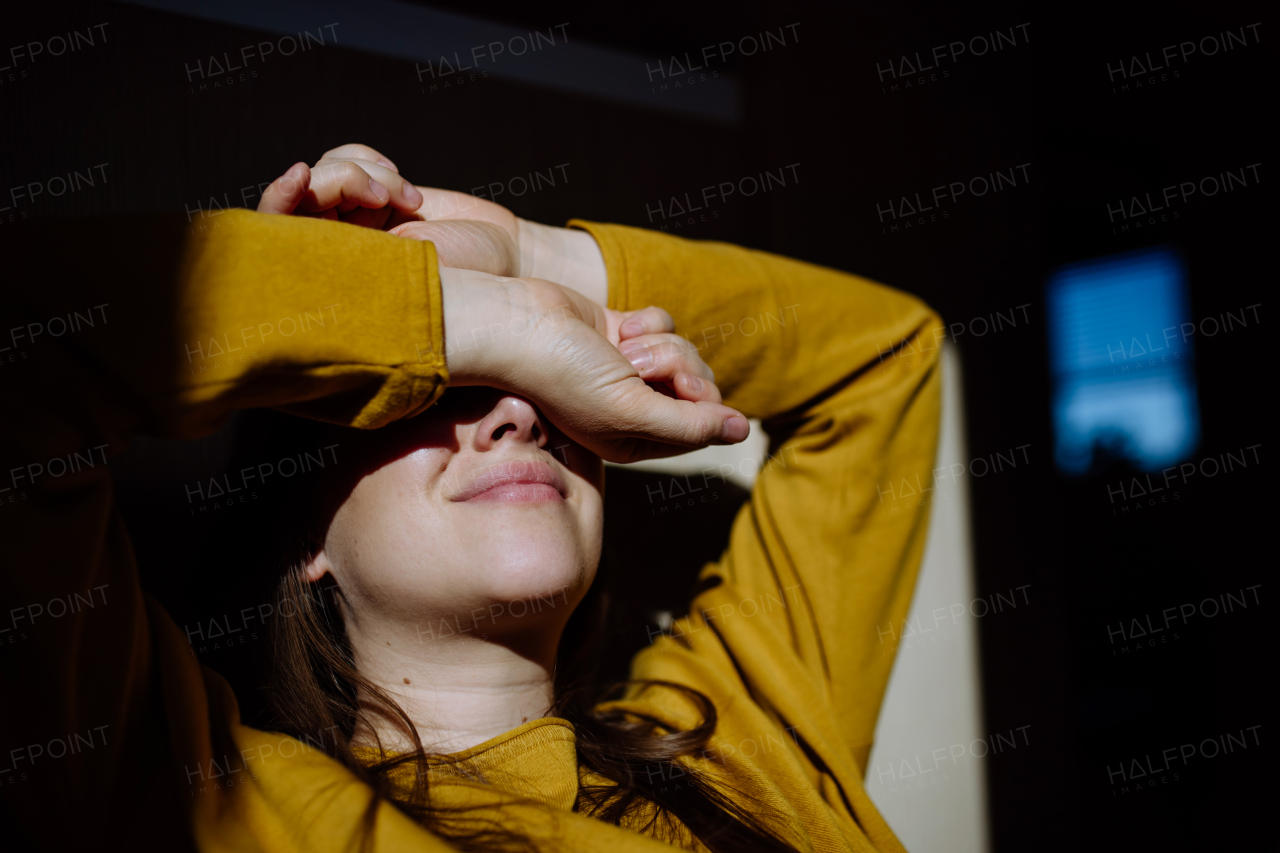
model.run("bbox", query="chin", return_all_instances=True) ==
[461,495,600,585]
[466,528,595,616]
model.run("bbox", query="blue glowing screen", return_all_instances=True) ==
[1045,247,1199,475]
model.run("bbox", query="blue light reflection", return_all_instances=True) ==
[1046,247,1200,475]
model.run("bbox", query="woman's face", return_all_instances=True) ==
[306,387,604,645]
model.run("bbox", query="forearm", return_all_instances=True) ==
[4,210,448,441]
[0,209,448,814]
[565,220,938,420]
[517,219,608,307]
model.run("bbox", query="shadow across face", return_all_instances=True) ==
[241,386,604,564]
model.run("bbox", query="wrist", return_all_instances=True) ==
[439,266,502,386]
[440,268,595,389]
[517,219,608,307]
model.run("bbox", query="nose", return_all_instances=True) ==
[472,393,550,451]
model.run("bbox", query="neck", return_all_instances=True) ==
[347,620,561,755]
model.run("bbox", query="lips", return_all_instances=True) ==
[450,460,567,503]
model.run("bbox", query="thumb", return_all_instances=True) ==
[594,391,749,463]
[257,162,311,215]
[653,397,751,447]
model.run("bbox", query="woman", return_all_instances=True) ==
[0,144,941,852]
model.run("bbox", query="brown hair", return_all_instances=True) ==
[239,408,800,852]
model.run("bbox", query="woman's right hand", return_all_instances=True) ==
[440,268,748,462]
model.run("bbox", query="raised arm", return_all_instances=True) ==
[0,211,451,839]
[572,221,942,800]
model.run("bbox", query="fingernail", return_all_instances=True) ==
[403,184,423,207]
[686,375,704,393]
[368,177,389,202]
[721,415,749,442]
[620,320,644,337]
[626,348,652,371]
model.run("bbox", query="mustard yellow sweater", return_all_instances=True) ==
[0,210,941,852]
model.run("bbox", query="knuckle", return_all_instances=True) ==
[674,407,706,443]
[695,413,717,443]
[671,344,697,366]
[522,279,573,315]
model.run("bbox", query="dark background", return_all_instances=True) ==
[1,0,1269,849]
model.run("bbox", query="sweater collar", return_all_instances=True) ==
[355,717,580,811]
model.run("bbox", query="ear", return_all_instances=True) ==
[302,548,332,584]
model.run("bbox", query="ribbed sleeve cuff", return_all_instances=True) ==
[565,219,630,313]
[401,239,450,420]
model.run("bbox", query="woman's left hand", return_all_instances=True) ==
[256,144,424,226]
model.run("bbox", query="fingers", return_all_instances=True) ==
[334,160,421,210]
[615,392,750,455]
[299,159,423,217]
[618,333,719,402]
[295,160,389,214]
[257,162,311,215]
[618,306,675,340]
[317,143,399,172]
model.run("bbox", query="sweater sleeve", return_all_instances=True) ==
[572,220,942,848]
[0,210,447,847]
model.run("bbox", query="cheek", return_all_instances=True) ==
[324,457,463,611]
[570,485,605,584]
[574,454,605,562]
[558,449,605,576]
